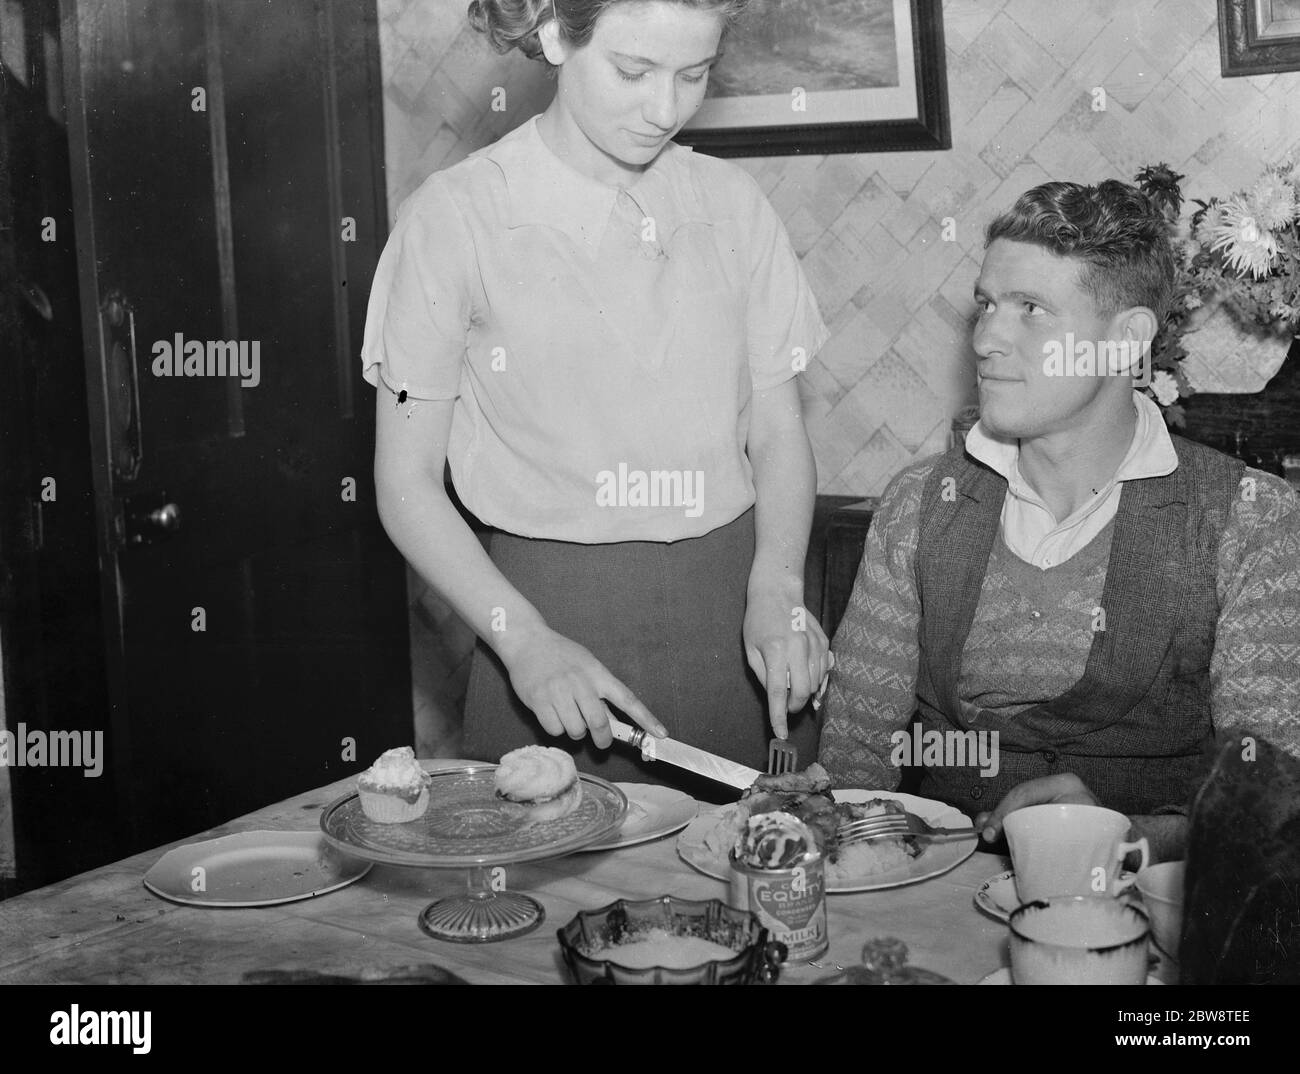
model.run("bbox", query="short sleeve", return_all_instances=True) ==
[743,178,831,391]
[360,177,473,400]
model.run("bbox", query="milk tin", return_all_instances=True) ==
[728,849,829,962]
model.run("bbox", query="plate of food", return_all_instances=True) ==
[580,784,699,851]
[676,765,977,893]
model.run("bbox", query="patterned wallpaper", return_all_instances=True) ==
[375,0,1300,755]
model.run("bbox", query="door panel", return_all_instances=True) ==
[1,0,117,891]
[77,0,232,450]
[66,0,410,852]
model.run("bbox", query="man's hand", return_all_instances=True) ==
[973,773,1100,844]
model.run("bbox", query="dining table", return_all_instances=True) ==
[0,760,1175,986]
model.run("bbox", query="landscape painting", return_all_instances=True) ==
[679,0,950,156]
[708,0,900,96]
[1218,0,1300,75]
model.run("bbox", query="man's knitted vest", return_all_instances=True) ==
[914,436,1244,816]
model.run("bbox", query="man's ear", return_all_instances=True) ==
[1108,306,1159,376]
[538,14,568,65]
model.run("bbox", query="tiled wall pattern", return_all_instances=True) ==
[375,0,1300,756]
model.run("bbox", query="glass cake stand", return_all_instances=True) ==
[320,764,627,943]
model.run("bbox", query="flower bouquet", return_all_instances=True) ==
[1135,161,1299,426]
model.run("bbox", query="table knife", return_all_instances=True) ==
[607,716,763,790]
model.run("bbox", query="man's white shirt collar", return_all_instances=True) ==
[962,391,1178,567]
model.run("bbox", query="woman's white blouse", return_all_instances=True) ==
[362,114,829,543]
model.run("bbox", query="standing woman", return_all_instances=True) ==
[364,0,831,795]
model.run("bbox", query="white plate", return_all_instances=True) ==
[974,870,1140,923]
[144,830,371,907]
[676,789,977,893]
[978,967,1163,985]
[580,783,698,851]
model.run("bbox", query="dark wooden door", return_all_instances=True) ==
[1,0,119,893]
[64,0,410,853]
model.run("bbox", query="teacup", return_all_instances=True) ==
[1004,804,1149,903]
[1134,861,1185,960]
[1009,895,1150,985]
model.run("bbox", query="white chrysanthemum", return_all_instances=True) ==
[1195,205,1224,245]
[1205,195,1279,279]
[1281,157,1300,190]
[1150,370,1181,406]
[1184,292,1203,310]
[1248,171,1298,230]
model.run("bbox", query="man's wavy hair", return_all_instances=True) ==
[985,180,1176,321]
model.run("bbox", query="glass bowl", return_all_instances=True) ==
[812,938,956,984]
[557,895,786,985]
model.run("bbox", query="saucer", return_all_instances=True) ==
[978,967,1163,985]
[973,869,1139,922]
[974,869,1018,922]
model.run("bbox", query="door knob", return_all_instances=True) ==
[121,492,181,547]
[148,503,181,531]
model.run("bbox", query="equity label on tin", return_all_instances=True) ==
[751,865,825,931]
[754,858,821,930]
[729,856,829,961]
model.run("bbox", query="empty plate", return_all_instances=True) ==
[144,830,371,907]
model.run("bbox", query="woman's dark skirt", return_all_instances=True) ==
[461,509,811,803]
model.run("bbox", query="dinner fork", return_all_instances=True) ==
[836,811,977,847]
[767,739,798,775]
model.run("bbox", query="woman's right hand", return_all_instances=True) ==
[497,625,667,749]
[374,393,664,751]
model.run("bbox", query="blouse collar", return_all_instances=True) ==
[483,114,711,252]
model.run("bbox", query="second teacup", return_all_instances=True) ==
[1134,860,1185,960]
[1010,895,1150,985]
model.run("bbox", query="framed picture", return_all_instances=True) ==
[1218,0,1300,76]
[676,0,950,157]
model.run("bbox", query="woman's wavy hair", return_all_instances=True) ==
[985,180,1176,321]
[468,0,750,62]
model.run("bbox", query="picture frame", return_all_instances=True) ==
[1218,0,1300,77]
[675,0,950,157]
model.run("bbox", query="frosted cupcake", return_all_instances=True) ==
[494,745,582,822]
[357,746,431,823]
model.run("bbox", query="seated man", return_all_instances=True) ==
[817,179,1300,860]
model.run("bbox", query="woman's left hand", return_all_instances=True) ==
[743,585,832,739]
